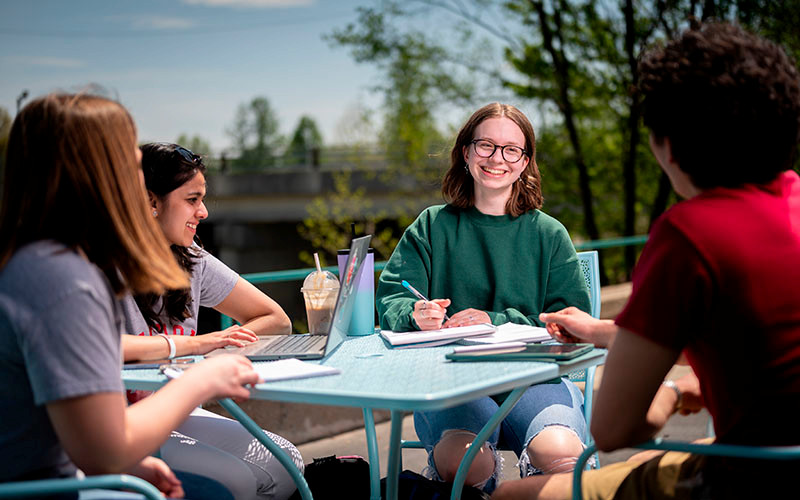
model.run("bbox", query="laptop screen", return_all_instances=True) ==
[322,234,371,357]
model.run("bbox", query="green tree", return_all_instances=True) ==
[175,133,219,170]
[328,5,470,183]
[296,104,417,268]
[227,96,283,170]
[286,115,323,166]
[327,0,800,281]
[175,133,212,156]
[296,6,470,269]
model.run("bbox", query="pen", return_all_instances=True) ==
[401,280,451,321]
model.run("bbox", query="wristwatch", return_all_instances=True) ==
[662,380,683,410]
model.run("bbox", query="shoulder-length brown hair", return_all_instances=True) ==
[0,93,187,295]
[442,102,543,216]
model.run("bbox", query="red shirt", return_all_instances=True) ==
[616,171,800,445]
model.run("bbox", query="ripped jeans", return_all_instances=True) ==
[413,378,587,493]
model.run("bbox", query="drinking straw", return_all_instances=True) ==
[313,252,322,274]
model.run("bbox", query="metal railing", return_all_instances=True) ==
[220,234,648,329]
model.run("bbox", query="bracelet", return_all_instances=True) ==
[662,380,683,410]
[158,334,176,359]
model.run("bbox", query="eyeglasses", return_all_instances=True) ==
[174,146,202,165]
[470,139,527,163]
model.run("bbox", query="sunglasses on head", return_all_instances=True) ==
[174,146,202,165]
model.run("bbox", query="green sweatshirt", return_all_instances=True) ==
[376,204,590,332]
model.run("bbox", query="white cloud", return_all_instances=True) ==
[4,56,87,69]
[181,0,314,8]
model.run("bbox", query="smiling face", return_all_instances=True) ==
[462,117,530,201]
[152,171,208,247]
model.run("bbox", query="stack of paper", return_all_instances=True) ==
[253,358,341,382]
[380,323,496,347]
[459,322,552,345]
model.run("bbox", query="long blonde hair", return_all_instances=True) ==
[0,93,187,295]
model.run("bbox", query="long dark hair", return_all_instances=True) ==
[134,142,208,330]
[0,94,187,295]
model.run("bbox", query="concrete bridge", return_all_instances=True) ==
[199,164,442,334]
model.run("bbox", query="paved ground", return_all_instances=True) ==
[297,365,710,484]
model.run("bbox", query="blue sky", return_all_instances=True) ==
[0,0,384,153]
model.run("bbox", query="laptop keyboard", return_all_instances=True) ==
[265,334,325,354]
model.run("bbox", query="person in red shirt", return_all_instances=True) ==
[492,22,800,500]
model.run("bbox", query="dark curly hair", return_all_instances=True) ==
[638,22,800,189]
[134,142,207,330]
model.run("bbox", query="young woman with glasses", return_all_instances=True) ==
[376,103,592,493]
[120,142,302,500]
[0,93,260,498]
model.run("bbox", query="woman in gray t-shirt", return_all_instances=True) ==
[121,142,301,500]
[0,94,261,497]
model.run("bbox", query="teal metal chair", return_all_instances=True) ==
[0,474,164,499]
[571,439,800,500]
[399,250,603,469]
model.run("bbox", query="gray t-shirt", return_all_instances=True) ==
[121,246,239,336]
[0,240,124,481]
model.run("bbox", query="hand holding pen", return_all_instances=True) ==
[402,280,451,330]
[402,280,492,330]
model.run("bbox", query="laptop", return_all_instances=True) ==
[206,234,372,361]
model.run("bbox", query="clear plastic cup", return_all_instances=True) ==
[301,270,340,334]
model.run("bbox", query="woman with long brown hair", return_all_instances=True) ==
[377,103,591,493]
[0,93,259,498]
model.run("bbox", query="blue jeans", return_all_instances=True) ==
[413,378,587,492]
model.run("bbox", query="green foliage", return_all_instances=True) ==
[227,96,284,170]
[296,147,423,269]
[175,133,219,170]
[310,0,800,283]
[285,116,323,166]
[328,5,472,183]
[295,4,468,269]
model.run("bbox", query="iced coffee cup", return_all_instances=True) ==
[301,268,340,334]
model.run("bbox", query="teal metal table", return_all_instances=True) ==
[123,335,606,500]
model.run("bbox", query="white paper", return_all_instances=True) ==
[380,323,496,346]
[458,322,552,344]
[392,338,462,349]
[253,358,341,382]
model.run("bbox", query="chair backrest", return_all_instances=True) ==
[572,440,800,500]
[0,474,164,499]
[577,251,601,319]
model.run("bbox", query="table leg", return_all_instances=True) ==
[450,386,528,500]
[217,398,313,500]
[362,408,381,500]
[385,409,405,500]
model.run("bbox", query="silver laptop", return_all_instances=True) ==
[206,235,371,361]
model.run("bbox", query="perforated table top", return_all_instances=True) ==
[122,334,605,412]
